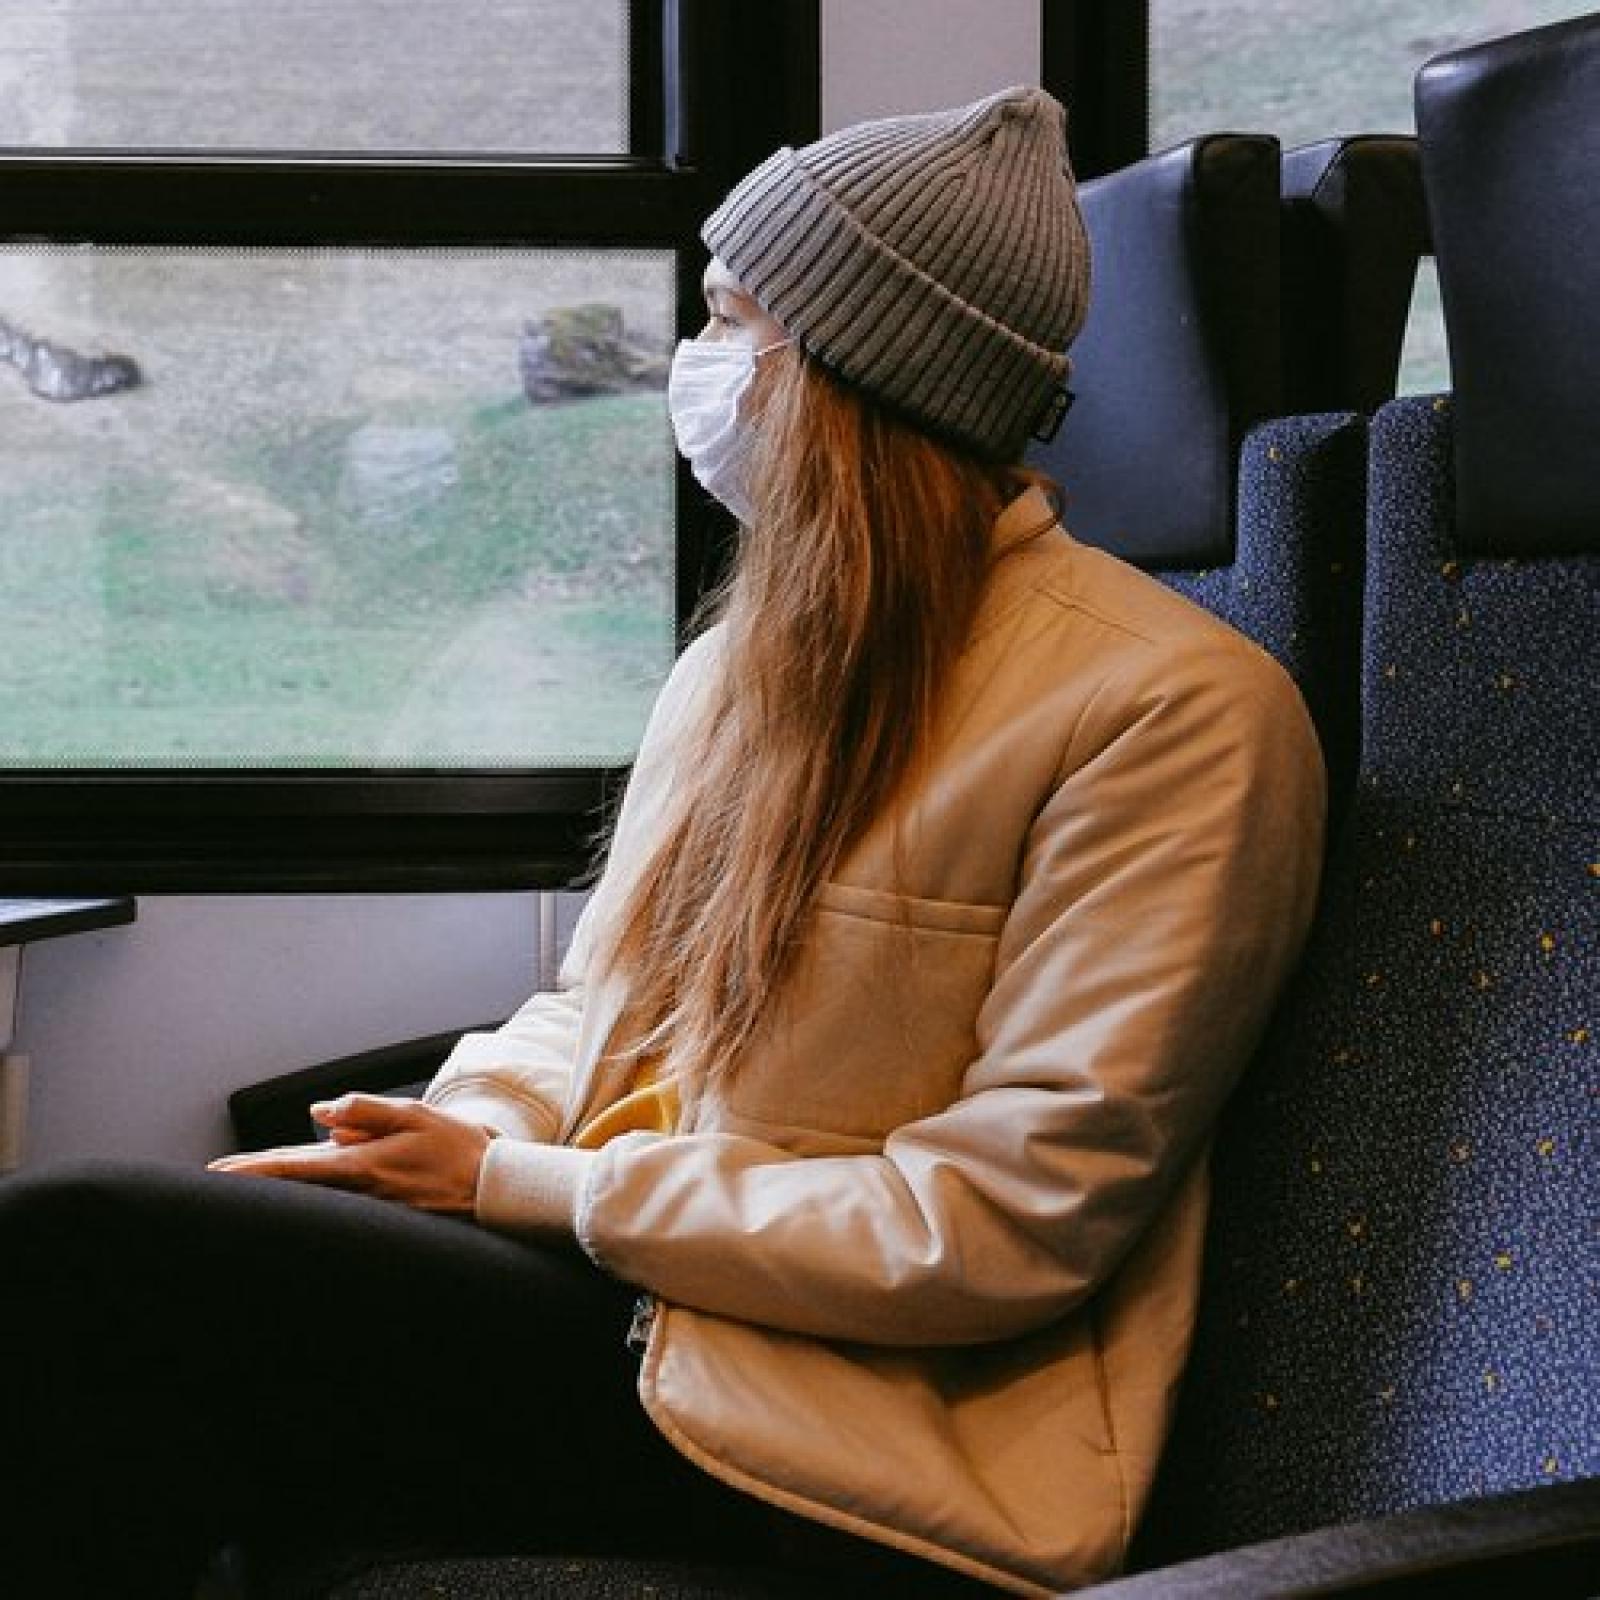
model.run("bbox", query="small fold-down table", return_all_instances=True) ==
[0,898,137,1171]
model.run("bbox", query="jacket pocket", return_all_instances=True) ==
[723,883,1005,1140]
[812,880,1007,937]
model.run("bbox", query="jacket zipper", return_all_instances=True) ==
[625,1293,657,1355]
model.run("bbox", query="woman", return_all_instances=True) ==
[0,88,1324,1598]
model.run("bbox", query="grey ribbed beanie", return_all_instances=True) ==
[702,86,1090,461]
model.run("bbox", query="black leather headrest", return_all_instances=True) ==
[1281,136,1427,415]
[1416,13,1600,556]
[1028,135,1281,569]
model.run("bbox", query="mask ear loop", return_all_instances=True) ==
[741,337,795,430]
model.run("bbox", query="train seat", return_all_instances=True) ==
[1108,12,1600,1591]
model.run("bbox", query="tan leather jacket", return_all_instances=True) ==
[426,489,1326,1595]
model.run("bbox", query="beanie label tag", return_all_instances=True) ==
[1031,385,1075,444]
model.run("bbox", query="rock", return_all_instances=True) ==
[519,302,667,404]
[338,424,460,523]
[0,316,141,402]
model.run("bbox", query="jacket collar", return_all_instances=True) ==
[967,486,1073,650]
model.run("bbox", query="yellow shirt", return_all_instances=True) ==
[571,1060,680,1149]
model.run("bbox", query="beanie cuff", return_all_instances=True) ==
[705,147,1070,459]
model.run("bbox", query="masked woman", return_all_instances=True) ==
[0,88,1323,1599]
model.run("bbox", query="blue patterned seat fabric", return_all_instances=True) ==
[1127,394,1598,1570]
[1161,409,1365,822]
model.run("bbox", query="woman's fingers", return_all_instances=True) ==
[208,1099,490,1216]
[208,1140,365,1185]
[311,1093,422,1137]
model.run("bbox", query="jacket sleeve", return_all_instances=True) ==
[421,939,589,1144]
[477,643,1327,1346]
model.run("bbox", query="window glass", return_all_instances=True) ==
[0,0,627,153]
[1396,257,1448,398]
[1149,0,1592,395]
[0,243,675,767]
[1150,1,1590,151]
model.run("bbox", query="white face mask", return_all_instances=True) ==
[667,337,790,525]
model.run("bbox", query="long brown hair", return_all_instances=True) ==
[594,348,1046,1100]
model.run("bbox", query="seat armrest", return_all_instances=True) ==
[1074,1479,1599,1598]
[227,1024,504,1151]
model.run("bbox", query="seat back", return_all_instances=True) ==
[1420,14,1600,556]
[1280,135,1427,415]
[1129,15,1600,1569]
[1160,414,1364,831]
[1029,134,1283,571]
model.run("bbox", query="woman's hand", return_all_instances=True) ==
[208,1095,493,1216]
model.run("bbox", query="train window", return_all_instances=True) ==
[1148,0,1594,151]
[0,1,629,155]
[0,0,819,890]
[1146,0,1596,394]
[0,241,673,769]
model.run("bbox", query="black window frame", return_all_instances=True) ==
[1042,0,1151,179]
[0,0,819,893]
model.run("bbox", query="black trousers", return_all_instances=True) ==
[0,1160,998,1600]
